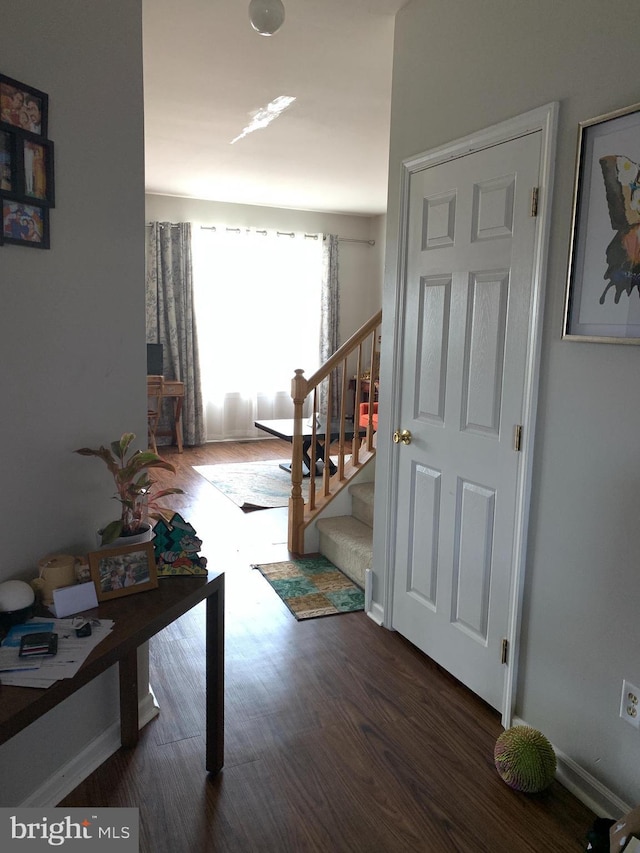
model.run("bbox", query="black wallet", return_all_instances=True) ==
[19,631,58,657]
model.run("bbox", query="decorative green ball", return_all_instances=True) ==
[494,726,556,793]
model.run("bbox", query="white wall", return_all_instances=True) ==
[0,1,145,804]
[145,194,384,345]
[382,0,640,810]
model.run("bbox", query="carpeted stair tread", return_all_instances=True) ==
[349,482,375,528]
[316,515,372,588]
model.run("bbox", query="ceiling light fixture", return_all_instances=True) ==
[248,0,285,36]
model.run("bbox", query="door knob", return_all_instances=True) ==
[393,428,412,445]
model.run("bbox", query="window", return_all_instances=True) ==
[192,228,323,439]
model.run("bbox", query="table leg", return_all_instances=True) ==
[302,437,337,476]
[206,577,225,773]
[301,438,314,477]
[119,650,139,748]
[173,397,184,453]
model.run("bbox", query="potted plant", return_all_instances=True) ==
[75,432,184,546]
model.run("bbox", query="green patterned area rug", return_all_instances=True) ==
[252,556,364,620]
[194,460,307,511]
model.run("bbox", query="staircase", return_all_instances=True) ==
[316,481,374,588]
[287,309,381,554]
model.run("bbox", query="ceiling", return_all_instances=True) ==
[142,0,403,216]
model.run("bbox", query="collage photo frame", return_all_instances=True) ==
[0,73,54,249]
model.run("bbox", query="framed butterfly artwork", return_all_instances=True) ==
[564,101,640,342]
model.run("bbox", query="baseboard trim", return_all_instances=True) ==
[20,689,159,808]
[512,716,631,818]
[366,600,384,626]
[140,687,160,728]
[21,721,122,808]
[364,568,373,612]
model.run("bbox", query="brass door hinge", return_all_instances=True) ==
[531,187,539,217]
[514,424,523,452]
[501,638,509,665]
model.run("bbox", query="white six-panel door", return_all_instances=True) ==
[390,130,543,711]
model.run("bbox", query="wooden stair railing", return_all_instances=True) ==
[288,310,382,554]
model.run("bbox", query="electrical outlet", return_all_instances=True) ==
[620,680,640,728]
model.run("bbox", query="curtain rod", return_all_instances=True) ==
[198,225,375,245]
[145,223,374,245]
[338,237,376,246]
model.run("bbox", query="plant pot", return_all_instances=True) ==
[97,522,154,550]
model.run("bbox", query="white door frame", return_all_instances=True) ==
[375,103,558,726]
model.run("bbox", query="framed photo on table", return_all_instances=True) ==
[88,541,159,602]
[564,101,640,343]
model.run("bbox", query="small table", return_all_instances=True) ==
[0,571,225,774]
[254,418,365,476]
[148,377,185,452]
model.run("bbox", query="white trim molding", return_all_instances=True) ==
[513,716,631,818]
[20,689,159,808]
[366,600,385,626]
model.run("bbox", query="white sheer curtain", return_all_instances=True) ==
[192,228,323,440]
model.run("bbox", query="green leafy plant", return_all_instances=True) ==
[75,432,184,545]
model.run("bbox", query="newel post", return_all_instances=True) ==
[288,369,307,554]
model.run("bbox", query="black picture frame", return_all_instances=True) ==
[0,128,55,207]
[0,73,48,137]
[1,198,50,249]
[0,129,17,196]
[18,135,55,207]
[0,73,54,249]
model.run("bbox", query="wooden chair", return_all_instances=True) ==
[146,375,164,453]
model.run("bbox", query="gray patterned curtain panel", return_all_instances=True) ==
[146,222,205,446]
[320,234,340,418]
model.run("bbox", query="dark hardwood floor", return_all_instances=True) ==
[61,441,595,851]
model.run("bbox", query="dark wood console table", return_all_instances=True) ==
[0,570,224,774]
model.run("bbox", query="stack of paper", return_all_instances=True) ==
[0,616,114,688]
